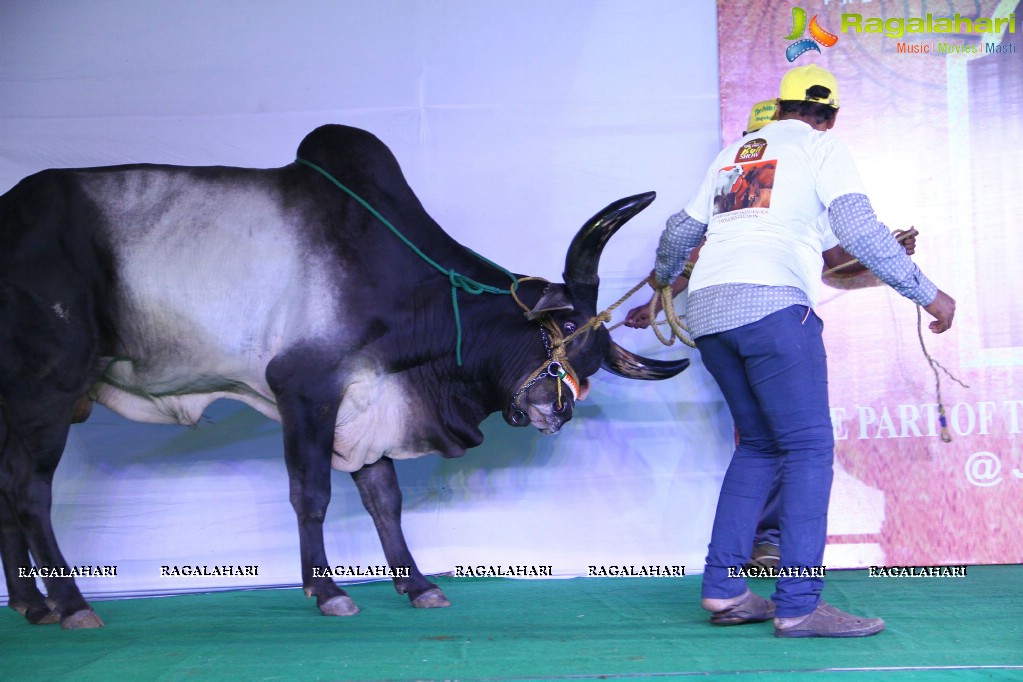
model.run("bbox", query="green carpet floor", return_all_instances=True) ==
[1,566,1021,681]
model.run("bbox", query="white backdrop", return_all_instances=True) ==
[0,0,738,601]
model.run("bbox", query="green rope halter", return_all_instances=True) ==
[295,157,519,365]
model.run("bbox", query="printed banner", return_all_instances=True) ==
[717,0,1022,566]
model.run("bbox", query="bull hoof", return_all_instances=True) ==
[411,588,451,609]
[61,609,105,629]
[34,609,62,625]
[10,602,61,625]
[319,595,359,616]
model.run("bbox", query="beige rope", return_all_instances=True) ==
[818,225,965,444]
[508,276,603,409]
[915,304,969,444]
[530,234,962,451]
[511,275,691,408]
[651,284,696,348]
[605,279,697,348]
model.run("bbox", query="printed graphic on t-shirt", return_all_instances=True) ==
[712,159,776,216]
[736,137,767,163]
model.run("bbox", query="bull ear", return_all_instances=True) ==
[602,342,690,380]
[526,284,574,320]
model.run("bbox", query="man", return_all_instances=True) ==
[624,99,904,330]
[625,99,917,575]
[649,64,955,638]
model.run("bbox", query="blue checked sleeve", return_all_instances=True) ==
[828,193,938,306]
[653,210,707,286]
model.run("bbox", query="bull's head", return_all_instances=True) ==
[503,192,690,433]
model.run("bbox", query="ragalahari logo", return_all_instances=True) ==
[784,7,839,62]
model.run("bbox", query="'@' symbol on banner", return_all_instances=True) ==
[784,7,838,62]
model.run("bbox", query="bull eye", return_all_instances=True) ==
[563,321,577,334]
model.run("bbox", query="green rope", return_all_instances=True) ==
[295,157,519,365]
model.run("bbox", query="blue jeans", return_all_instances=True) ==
[696,305,834,618]
[755,472,781,548]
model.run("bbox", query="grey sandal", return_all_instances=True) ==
[707,590,776,625]
[775,601,885,638]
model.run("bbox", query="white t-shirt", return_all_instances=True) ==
[822,222,839,251]
[683,119,865,307]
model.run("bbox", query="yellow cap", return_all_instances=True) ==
[779,64,839,108]
[746,99,778,133]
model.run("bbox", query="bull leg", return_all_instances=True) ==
[269,361,358,617]
[351,457,450,608]
[0,280,106,627]
[0,412,42,618]
[0,412,103,628]
[282,437,358,616]
[0,492,58,624]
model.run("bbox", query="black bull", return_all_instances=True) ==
[0,124,688,628]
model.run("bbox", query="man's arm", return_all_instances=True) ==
[624,209,706,330]
[653,210,707,286]
[822,229,916,273]
[828,193,955,332]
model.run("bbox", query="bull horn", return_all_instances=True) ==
[603,344,690,380]
[565,191,688,381]
[563,192,656,287]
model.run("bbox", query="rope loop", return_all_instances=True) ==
[450,271,486,295]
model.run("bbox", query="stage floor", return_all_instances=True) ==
[2,566,1021,680]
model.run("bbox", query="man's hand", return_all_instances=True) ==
[625,268,692,329]
[624,299,659,329]
[924,289,956,333]
[894,227,917,256]
[631,240,704,329]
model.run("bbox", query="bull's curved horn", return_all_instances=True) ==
[565,191,686,381]
[563,192,656,287]
[602,343,690,380]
